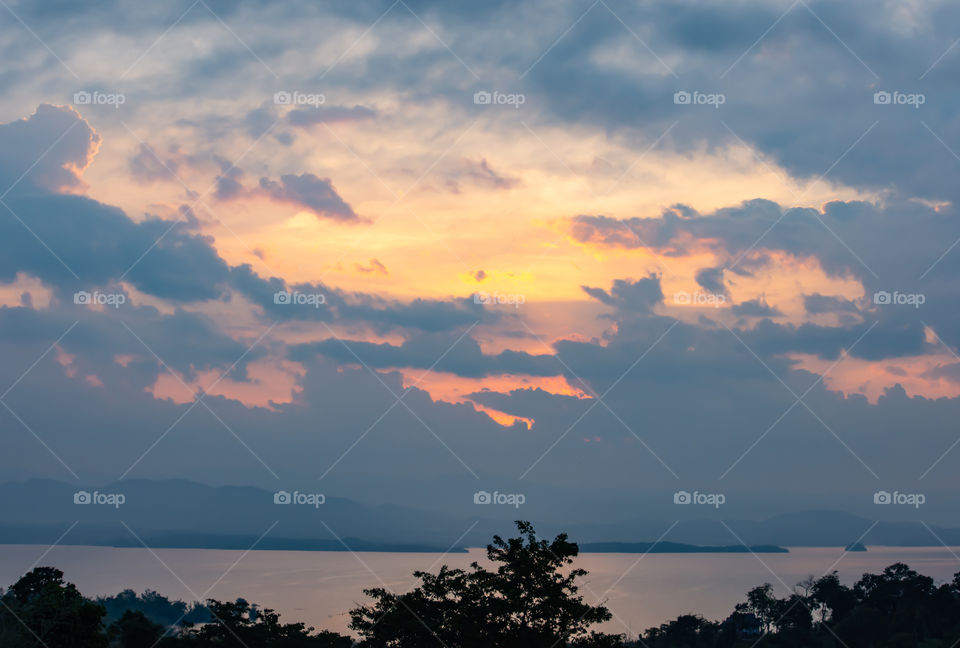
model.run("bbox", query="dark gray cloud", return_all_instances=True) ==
[0,105,100,194]
[922,363,960,383]
[501,0,960,204]
[732,297,782,318]
[804,293,861,315]
[213,157,246,200]
[695,266,727,295]
[571,198,960,355]
[581,275,663,313]
[5,303,958,523]
[257,173,358,220]
[0,301,262,386]
[0,191,232,302]
[744,318,928,362]
[290,331,563,378]
[205,154,359,221]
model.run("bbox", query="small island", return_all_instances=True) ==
[579,541,789,554]
[845,542,868,552]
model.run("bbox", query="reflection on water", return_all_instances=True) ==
[0,545,958,638]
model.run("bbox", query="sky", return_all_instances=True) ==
[2,0,960,526]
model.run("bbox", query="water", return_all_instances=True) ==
[1,545,958,639]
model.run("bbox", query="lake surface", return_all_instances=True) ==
[1,545,959,639]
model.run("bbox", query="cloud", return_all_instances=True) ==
[0,104,100,194]
[743,318,927,362]
[228,264,494,332]
[0,190,233,302]
[509,0,960,204]
[581,275,663,313]
[732,297,782,318]
[355,258,388,275]
[581,285,615,306]
[921,363,960,383]
[289,331,564,379]
[213,158,246,200]
[570,198,960,355]
[0,107,500,337]
[257,174,358,221]
[694,266,726,295]
[804,293,861,315]
[456,158,519,191]
[285,104,377,128]
[207,161,359,221]
[128,143,204,183]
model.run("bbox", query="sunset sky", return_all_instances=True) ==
[2,0,960,525]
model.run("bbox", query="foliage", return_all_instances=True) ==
[98,588,211,627]
[349,521,619,648]
[0,566,107,648]
[643,562,960,648]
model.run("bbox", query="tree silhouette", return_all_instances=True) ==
[350,520,619,648]
[108,610,165,648]
[183,598,351,647]
[0,567,106,648]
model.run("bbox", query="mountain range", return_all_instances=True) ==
[0,479,954,552]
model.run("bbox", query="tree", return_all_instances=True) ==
[845,563,938,643]
[735,584,779,634]
[98,589,210,627]
[108,610,165,648]
[644,614,721,647]
[486,521,614,645]
[350,563,492,647]
[854,563,935,614]
[350,520,620,648]
[183,598,351,647]
[810,572,856,624]
[0,566,107,648]
[770,593,812,633]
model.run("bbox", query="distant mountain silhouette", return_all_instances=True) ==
[0,478,467,551]
[0,480,956,552]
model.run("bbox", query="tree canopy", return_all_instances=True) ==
[349,520,618,648]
